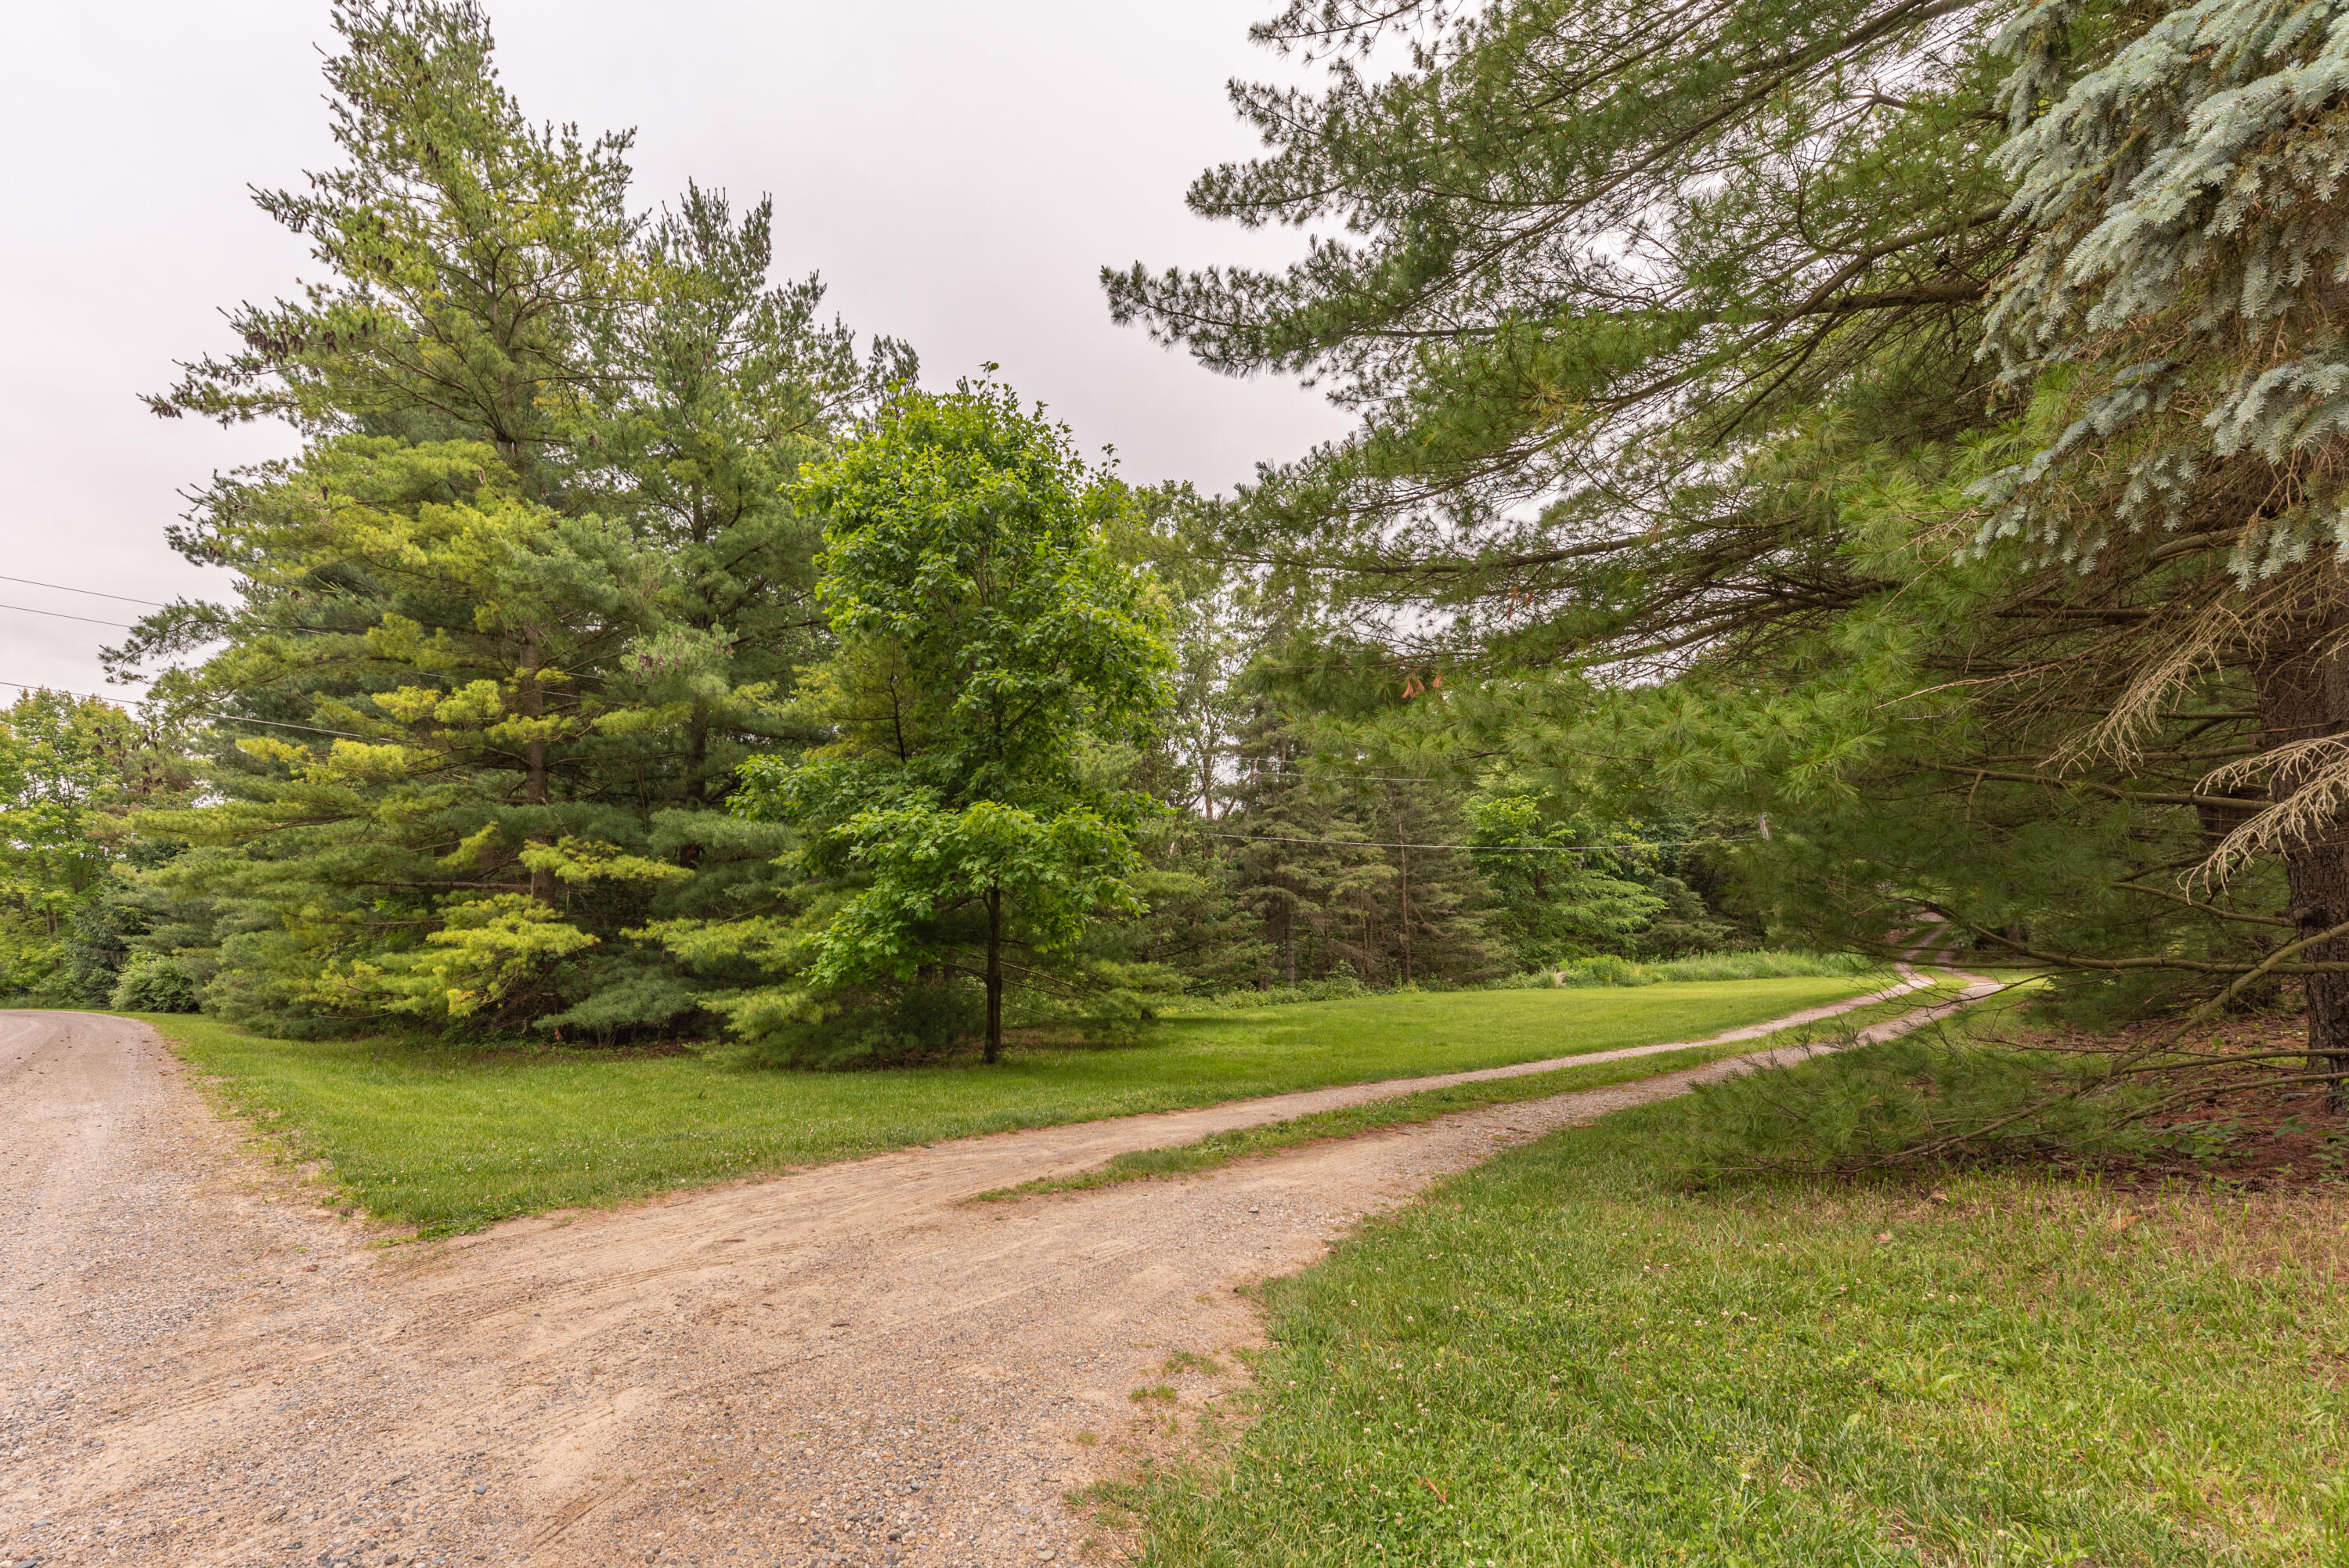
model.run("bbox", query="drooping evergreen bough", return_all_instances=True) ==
[1117,0,2349,1101]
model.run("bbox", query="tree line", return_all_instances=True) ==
[17,0,2348,1114]
[1102,0,2349,1116]
[0,0,1748,1057]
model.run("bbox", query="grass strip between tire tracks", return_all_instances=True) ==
[974,976,1973,1204]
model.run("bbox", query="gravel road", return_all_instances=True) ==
[0,973,1990,1568]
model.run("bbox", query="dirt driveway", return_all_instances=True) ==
[0,975,1988,1568]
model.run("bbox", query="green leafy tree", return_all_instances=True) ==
[0,692,189,999]
[718,384,1174,1060]
[1467,796,1663,967]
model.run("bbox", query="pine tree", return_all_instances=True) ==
[1227,693,1389,985]
[1104,0,2349,1065]
[117,0,907,1036]
[1969,0,2349,1096]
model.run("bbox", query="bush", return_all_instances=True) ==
[725,978,987,1069]
[1650,948,1882,982]
[1531,949,1886,989]
[1178,950,1885,1011]
[111,954,205,1014]
[1174,976,1370,1013]
[1664,1028,2164,1183]
[1561,953,1647,987]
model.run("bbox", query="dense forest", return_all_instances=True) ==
[11,0,2349,1104]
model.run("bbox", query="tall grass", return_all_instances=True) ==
[1534,949,1886,989]
[1174,952,1885,1015]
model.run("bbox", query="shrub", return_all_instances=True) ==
[1545,949,1884,989]
[1561,953,1647,987]
[111,954,205,1014]
[1649,949,1880,982]
[1180,950,1886,1010]
[1174,976,1369,1012]
[1664,1028,2164,1183]
[724,978,987,1070]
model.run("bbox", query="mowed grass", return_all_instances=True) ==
[980,975,1972,1202]
[127,974,1879,1237]
[1128,1067,2349,1566]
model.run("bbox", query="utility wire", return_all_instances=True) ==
[0,601,137,629]
[1190,829,1741,853]
[0,679,368,739]
[0,574,170,607]
[0,679,122,704]
[0,600,344,640]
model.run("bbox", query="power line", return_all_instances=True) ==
[0,574,169,607]
[0,679,122,704]
[0,600,345,639]
[0,679,368,739]
[1191,829,1743,853]
[0,601,136,629]
[1248,765,1449,784]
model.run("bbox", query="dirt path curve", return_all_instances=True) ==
[2,970,1994,1568]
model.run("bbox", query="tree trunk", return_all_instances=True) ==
[983,886,1004,1065]
[2255,632,2349,1108]
[1283,899,1297,987]
[521,632,556,903]
[684,700,709,808]
[1395,801,1413,986]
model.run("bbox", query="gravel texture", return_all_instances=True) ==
[0,973,1989,1568]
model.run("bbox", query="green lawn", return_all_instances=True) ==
[1126,1058,2349,1566]
[983,975,1972,1201]
[127,974,1880,1235]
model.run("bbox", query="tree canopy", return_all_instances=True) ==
[45,0,2349,1105]
[702,384,1176,1061]
[1106,0,2349,1104]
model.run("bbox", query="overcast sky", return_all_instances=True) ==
[0,1,1348,704]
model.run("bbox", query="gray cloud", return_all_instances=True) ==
[0,0,1344,701]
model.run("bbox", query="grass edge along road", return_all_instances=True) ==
[975,973,1976,1202]
[1117,1007,2349,1567]
[117,972,1887,1236]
